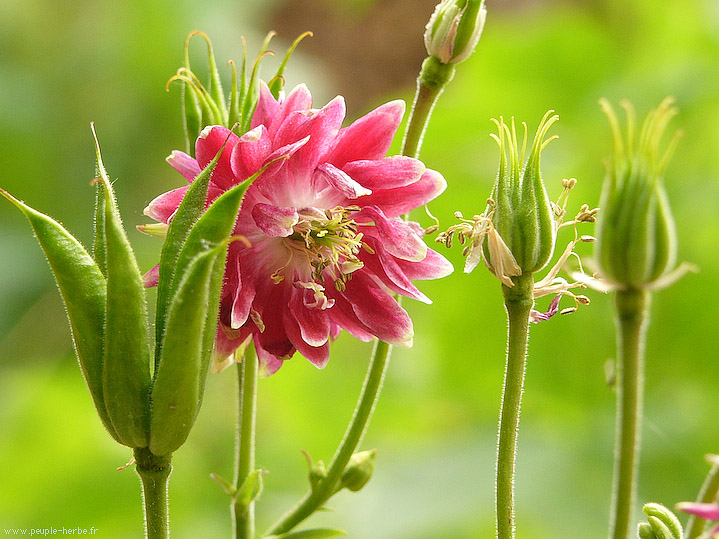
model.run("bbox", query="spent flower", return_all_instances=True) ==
[143,82,452,375]
[437,112,596,319]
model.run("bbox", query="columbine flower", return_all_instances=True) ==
[144,82,452,375]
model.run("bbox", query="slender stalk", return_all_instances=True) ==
[134,447,172,539]
[402,56,455,159]
[495,273,534,539]
[684,461,719,539]
[233,344,259,539]
[264,339,392,536]
[609,288,650,539]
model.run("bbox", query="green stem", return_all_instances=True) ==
[264,339,392,536]
[496,273,534,539]
[134,447,172,539]
[684,461,719,539]
[401,56,455,159]
[233,344,259,539]
[609,288,650,539]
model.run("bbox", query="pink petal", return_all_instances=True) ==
[676,502,719,521]
[230,125,272,181]
[195,126,240,190]
[356,206,427,262]
[283,304,330,368]
[529,295,562,323]
[276,96,347,177]
[143,264,160,288]
[144,185,188,223]
[328,100,405,167]
[359,238,431,304]
[166,150,201,181]
[315,163,372,199]
[289,288,331,347]
[332,272,414,347]
[251,81,281,131]
[342,157,425,191]
[269,83,314,137]
[255,341,286,377]
[356,168,447,218]
[251,203,299,237]
[395,247,454,281]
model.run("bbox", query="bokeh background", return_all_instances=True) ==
[1,0,718,537]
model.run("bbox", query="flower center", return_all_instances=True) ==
[272,205,366,291]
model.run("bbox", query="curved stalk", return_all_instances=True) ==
[233,344,259,539]
[496,273,534,539]
[134,447,172,539]
[264,339,392,536]
[608,288,650,539]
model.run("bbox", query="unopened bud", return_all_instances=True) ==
[595,98,680,288]
[424,0,487,65]
[339,449,376,492]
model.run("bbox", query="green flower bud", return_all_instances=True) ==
[595,98,681,289]
[485,111,559,278]
[636,503,684,539]
[339,449,376,492]
[424,0,487,65]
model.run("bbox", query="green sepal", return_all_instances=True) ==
[100,175,152,448]
[154,137,225,364]
[181,33,202,155]
[195,31,228,124]
[149,243,226,455]
[240,31,275,133]
[91,126,108,276]
[269,528,347,539]
[233,469,264,516]
[268,31,313,99]
[0,188,119,444]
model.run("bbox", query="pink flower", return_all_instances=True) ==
[145,83,452,375]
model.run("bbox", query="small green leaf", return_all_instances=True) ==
[149,243,226,455]
[210,472,237,497]
[234,469,264,514]
[269,528,347,539]
[101,176,152,448]
[0,187,119,443]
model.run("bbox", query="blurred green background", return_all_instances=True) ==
[1,0,718,537]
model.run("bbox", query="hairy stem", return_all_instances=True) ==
[496,273,534,539]
[233,344,259,539]
[264,339,392,536]
[609,288,650,539]
[134,447,172,539]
